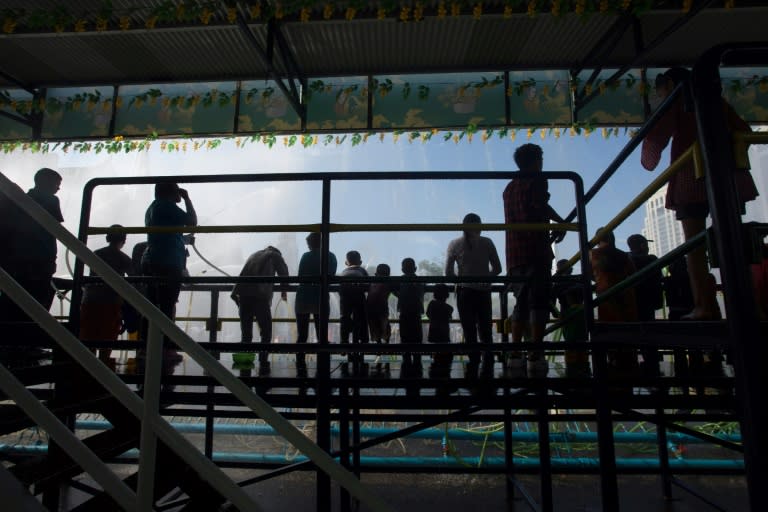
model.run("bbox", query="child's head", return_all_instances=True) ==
[306,232,321,250]
[105,224,127,248]
[595,227,615,248]
[375,263,390,277]
[513,143,543,173]
[401,257,417,274]
[346,250,362,266]
[433,283,450,302]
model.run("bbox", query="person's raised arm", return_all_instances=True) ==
[641,108,676,171]
[179,188,198,226]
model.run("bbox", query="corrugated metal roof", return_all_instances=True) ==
[0,3,767,89]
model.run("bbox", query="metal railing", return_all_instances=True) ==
[0,171,392,512]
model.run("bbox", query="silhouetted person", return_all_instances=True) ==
[504,144,565,377]
[294,232,337,369]
[641,67,758,320]
[551,258,579,317]
[368,263,393,373]
[141,182,197,347]
[0,168,63,321]
[627,234,664,376]
[398,258,425,368]
[427,283,454,376]
[79,225,133,363]
[445,213,502,375]
[339,250,369,371]
[121,241,149,340]
[231,245,289,371]
[590,227,639,377]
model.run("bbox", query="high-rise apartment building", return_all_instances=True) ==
[642,184,685,257]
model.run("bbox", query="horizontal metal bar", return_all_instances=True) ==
[86,221,578,236]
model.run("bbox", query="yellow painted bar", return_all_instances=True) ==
[566,144,695,268]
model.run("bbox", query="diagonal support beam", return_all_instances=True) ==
[570,13,635,89]
[235,14,305,122]
[0,109,33,126]
[574,0,716,117]
[0,69,37,95]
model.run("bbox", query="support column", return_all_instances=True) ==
[693,46,768,512]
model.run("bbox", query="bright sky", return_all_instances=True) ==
[0,130,659,282]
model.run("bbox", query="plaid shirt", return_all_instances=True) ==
[503,175,553,269]
[641,98,756,210]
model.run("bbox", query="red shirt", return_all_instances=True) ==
[503,174,553,269]
[641,98,757,210]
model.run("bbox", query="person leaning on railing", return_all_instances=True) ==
[503,143,566,377]
[641,67,758,321]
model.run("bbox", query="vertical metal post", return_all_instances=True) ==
[693,46,768,512]
[593,344,619,510]
[503,71,511,127]
[137,322,163,511]
[503,393,515,509]
[205,289,220,459]
[70,181,97,333]
[316,178,332,511]
[655,406,673,500]
[538,396,553,512]
[340,386,351,512]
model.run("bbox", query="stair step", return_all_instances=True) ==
[0,394,114,437]
[10,420,138,489]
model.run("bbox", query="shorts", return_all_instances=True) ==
[509,263,551,325]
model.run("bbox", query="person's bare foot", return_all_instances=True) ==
[680,308,721,321]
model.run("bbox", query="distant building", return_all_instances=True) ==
[642,184,685,257]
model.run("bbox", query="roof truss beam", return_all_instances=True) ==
[574,0,716,118]
[235,14,305,124]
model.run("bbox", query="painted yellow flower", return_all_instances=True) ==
[527,0,538,18]
[200,8,213,25]
[300,7,311,22]
[2,18,17,34]
[414,2,424,21]
[119,16,130,31]
[251,4,262,20]
[400,7,411,22]
[227,7,238,23]
[145,16,158,29]
[74,19,87,32]
[323,3,333,20]
[473,3,482,19]
[95,17,108,31]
